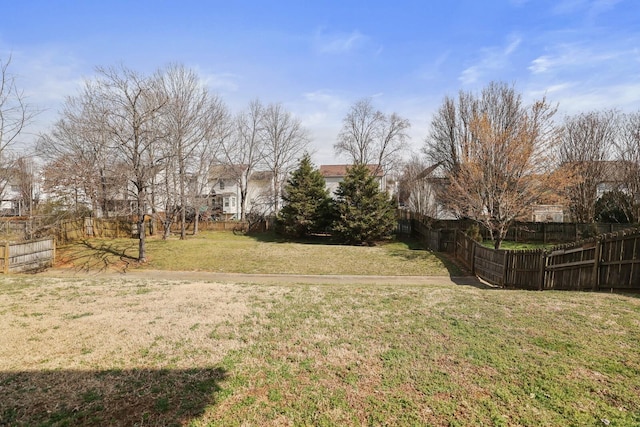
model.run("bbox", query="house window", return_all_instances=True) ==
[231,197,236,208]
[224,197,229,208]
[219,179,225,190]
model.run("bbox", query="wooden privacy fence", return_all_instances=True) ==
[56,217,133,244]
[414,223,640,293]
[55,217,271,244]
[399,210,638,243]
[0,238,55,273]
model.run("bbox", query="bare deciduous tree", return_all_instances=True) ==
[187,95,231,234]
[219,99,265,220]
[559,110,617,223]
[616,111,640,219]
[1,56,38,204]
[397,157,441,217]
[90,66,168,261]
[334,98,410,175]
[38,86,124,218]
[158,64,230,239]
[424,82,558,249]
[261,103,309,213]
[13,156,37,217]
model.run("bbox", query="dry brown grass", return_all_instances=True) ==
[2,275,639,426]
[0,277,283,426]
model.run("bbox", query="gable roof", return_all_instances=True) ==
[319,164,383,178]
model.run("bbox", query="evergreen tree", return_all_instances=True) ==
[333,164,396,245]
[277,153,332,238]
[595,190,635,223]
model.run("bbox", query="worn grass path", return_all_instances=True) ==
[39,267,485,287]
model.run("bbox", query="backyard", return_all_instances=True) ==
[1,232,639,426]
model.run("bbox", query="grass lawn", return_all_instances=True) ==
[56,231,461,276]
[1,276,639,426]
[481,240,555,251]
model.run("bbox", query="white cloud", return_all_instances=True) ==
[558,83,640,113]
[459,34,522,85]
[303,89,349,110]
[528,41,634,76]
[314,28,368,54]
[9,48,86,104]
[200,71,240,93]
[552,0,622,21]
[529,55,553,74]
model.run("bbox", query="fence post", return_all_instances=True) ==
[538,251,546,291]
[470,240,476,275]
[502,251,509,287]
[4,242,9,274]
[592,237,602,291]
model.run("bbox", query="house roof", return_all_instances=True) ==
[249,170,273,181]
[209,164,248,180]
[319,164,383,178]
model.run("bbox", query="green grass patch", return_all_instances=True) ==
[482,240,554,250]
[57,231,458,276]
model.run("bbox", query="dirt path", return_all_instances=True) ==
[39,268,488,287]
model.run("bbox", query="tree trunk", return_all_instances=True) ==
[193,209,200,235]
[494,237,502,250]
[137,185,147,262]
[138,216,147,262]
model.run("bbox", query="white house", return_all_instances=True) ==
[207,165,275,219]
[319,164,387,197]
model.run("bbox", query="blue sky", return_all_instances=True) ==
[2,0,639,164]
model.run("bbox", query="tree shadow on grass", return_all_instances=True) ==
[0,367,226,426]
[56,240,139,273]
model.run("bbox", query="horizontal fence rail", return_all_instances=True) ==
[409,215,640,293]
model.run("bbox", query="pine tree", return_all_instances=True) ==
[333,164,396,245]
[278,153,332,238]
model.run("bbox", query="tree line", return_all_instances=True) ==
[1,59,409,259]
[2,56,640,254]
[408,82,640,249]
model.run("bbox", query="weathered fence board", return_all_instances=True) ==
[504,250,545,290]
[454,231,475,272]
[597,230,640,292]
[409,215,640,293]
[403,211,639,244]
[474,245,506,286]
[0,238,55,273]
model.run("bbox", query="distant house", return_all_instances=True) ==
[0,164,41,217]
[395,163,456,220]
[0,181,26,216]
[207,165,275,219]
[319,164,387,197]
[531,205,564,223]
[207,164,245,219]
